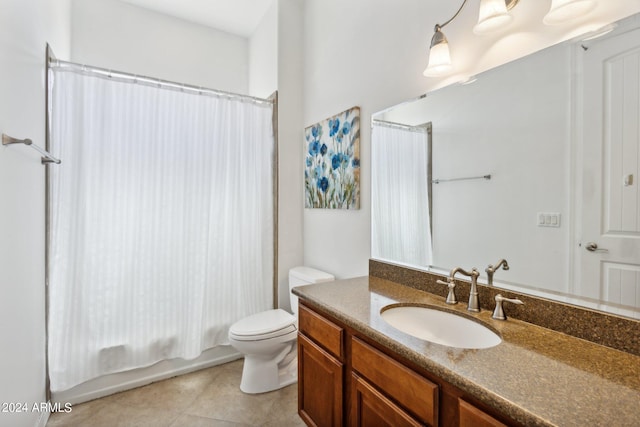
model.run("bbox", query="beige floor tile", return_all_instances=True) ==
[169,413,250,427]
[261,384,305,427]
[50,401,180,427]
[46,398,109,427]
[261,412,307,427]
[270,383,299,414]
[104,365,221,412]
[46,359,305,427]
[185,386,281,425]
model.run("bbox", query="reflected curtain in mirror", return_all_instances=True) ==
[371,122,433,267]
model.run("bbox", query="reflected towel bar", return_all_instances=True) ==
[432,174,490,184]
[2,133,61,164]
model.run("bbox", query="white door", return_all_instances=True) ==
[578,25,640,318]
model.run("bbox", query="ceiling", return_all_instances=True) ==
[119,0,275,37]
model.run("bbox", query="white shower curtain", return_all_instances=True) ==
[47,69,274,392]
[371,123,432,267]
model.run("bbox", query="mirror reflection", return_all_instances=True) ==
[372,13,640,319]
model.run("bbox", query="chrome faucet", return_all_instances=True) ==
[449,267,480,312]
[485,259,509,286]
[492,294,523,320]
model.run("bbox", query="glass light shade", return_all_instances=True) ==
[543,0,596,25]
[423,40,452,77]
[474,0,513,34]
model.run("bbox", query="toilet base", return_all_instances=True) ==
[240,344,297,394]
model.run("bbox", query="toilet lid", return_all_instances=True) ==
[229,309,296,338]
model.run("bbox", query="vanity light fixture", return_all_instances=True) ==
[423,0,471,77]
[543,0,597,25]
[424,0,598,77]
[423,25,453,77]
[424,0,516,76]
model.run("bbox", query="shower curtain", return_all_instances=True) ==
[371,123,432,267]
[47,68,274,392]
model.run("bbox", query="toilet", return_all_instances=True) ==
[228,266,334,394]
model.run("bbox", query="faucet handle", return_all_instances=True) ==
[436,278,458,305]
[492,294,523,320]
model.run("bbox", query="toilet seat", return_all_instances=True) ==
[229,309,296,341]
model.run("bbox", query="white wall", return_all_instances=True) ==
[274,0,304,310]
[71,0,249,93]
[0,1,70,426]
[249,1,278,98]
[302,0,640,280]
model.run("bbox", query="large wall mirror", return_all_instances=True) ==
[372,13,640,320]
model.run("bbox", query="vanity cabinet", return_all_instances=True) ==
[298,304,345,427]
[298,301,520,427]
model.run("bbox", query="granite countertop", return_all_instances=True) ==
[292,276,640,427]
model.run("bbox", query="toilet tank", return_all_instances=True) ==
[289,266,334,315]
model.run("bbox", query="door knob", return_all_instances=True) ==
[585,242,608,253]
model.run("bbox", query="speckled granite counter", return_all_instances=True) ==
[292,276,640,427]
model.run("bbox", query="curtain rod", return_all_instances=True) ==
[49,59,274,106]
[372,119,430,132]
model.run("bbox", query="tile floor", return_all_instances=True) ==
[46,360,306,427]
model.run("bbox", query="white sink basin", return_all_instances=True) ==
[380,305,501,349]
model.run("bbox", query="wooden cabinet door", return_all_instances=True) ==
[351,373,423,427]
[459,399,508,427]
[298,333,343,427]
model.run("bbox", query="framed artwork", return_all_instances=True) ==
[304,106,360,209]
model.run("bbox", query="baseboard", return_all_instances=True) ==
[51,346,242,405]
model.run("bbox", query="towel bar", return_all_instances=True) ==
[2,133,61,164]
[432,174,490,184]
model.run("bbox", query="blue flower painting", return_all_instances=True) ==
[304,107,360,209]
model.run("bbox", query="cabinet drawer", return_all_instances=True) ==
[299,303,344,359]
[459,399,508,427]
[351,337,438,426]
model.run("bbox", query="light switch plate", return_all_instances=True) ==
[537,212,561,227]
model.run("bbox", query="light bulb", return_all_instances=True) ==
[474,0,513,34]
[424,29,453,77]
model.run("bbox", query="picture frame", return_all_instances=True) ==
[304,106,360,209]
